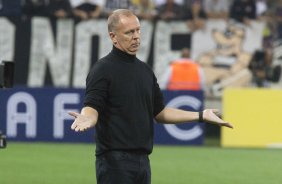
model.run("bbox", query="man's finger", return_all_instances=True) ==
[211,109,219,113]
[75,126,81,132]
[222,122,234,129]
[68,111,79,118]
[211,109,221,117]
[71,123,76,130]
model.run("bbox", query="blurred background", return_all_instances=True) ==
[1,0,282,184]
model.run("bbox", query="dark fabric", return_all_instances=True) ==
[0,0,22,16]
[183,9,207,20]
[229,0,256,22]
[75,3,98,13]
[22,0,49,17]
[157,2,184,20]
[48,0,73,17]
[84,46,165,156]
[103,0,132,12]
[96,151,151,184]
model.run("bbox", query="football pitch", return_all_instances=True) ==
[0,142,282,184]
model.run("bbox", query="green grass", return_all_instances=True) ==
[0,142,282,184]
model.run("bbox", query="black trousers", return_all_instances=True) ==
[96,151,151,184]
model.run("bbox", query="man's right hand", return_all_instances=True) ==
[68,107,98,132]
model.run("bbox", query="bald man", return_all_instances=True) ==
[69,9,233,184]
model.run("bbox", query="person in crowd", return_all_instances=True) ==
[159,47,205,90]
[68,9,233,184]
[157,0,183,21]
[22,0,49,18]
[132,0,157,20]
[203,0,230,20]
[256,0,268,18]
[48,0,73,18]
[249,49,281,87]
[275,0,282,40]
[183,0,207,31]
[102,0,134,17]
[70,0,105,20]
[229,0,257,25]
[153,0,183,7]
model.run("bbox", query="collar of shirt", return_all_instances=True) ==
[111,46,137,63]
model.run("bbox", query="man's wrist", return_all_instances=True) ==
[199,111,204,123]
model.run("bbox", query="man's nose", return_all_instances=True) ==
[133,31,140,39]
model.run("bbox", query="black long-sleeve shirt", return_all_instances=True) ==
[84,46,165,156]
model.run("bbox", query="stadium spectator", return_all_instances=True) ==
[249,49,281,87]
[183,0,207,31]
[197,25,253,96]
[203,0,230,20]
[0,0,22,16]
[157,0,183,21]
[70,0,105,20]
[48,0,73,18]
[132,0,157,20]
[22,0,50,18]
[159,47,205,90]
[229,0,257,25]
[256,0,268,17]
[275,0,282,40]
[68,9,233,184]
[256,0,275,48]
[102,0,134,17]
[153,0,183,6]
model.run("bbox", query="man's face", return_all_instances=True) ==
[110,15,141,55]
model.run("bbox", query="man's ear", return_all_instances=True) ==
[109,32,117,44]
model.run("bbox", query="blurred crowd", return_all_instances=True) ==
[0,0,282,46]
[0,0,281,89]
[0,0,281,44]
[0,1,278,39]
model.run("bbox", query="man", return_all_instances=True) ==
[48,0,73,18]
[69,9,233,184]
[159,47,205,90]
[102,0,134,17]
[157,0,183,21]
[229,0,256,25]
[70,0,105,20]
[204,0,229,20]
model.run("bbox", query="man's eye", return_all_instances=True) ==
[126,31,133,35]
[125,29,140,35]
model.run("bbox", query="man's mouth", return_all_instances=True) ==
[132,43,140,48]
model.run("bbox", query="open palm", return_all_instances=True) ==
[204,109,233,129]
[68,111,96,132]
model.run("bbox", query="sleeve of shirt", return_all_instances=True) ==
[153,74,165,117]
[83,61,108,114]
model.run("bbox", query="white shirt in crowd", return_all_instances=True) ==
[153,0,184,6]
[204,0,230,13]
[70,0,105,8]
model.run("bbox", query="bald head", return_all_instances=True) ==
[107,9,137,33]
[107,9,141,55]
